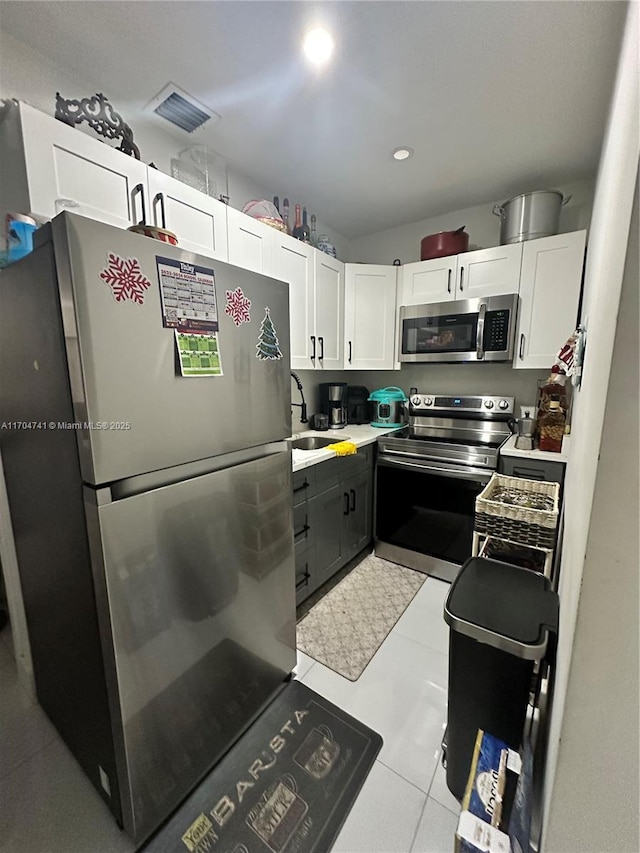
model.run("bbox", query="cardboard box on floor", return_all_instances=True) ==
[455,730,533,853]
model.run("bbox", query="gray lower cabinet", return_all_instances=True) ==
[292,445,374,605]
[308,482,344,585]
[341,469,373,564]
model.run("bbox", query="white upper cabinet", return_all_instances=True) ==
[514,230,586,370]
[0,101,229,261]
[398,243,522,307]
[458,243,523,298]
[344,264,397,370]
[400,257,458,306]
[226,206,274,274]
[146,169,228,261]
[0,101,147,230]
[314,253,344,370]
[272,232,315,370]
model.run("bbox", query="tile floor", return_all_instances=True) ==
[0,575,460,853]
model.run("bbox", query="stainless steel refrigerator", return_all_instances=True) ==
[0,213,296,844]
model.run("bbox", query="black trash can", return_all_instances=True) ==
[443,557,559,800]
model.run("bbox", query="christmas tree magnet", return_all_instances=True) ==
[256,307,283,361]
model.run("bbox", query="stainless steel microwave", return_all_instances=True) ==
[399,294,519,363]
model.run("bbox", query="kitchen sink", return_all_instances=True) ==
[290,435,350,450]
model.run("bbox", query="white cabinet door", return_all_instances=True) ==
[314,254,344,370]
[272,233,315,370]
[515,231,586,370]
[344,265,397,370]
[458,243,523,298]
[399,257,458,305]
[146,169,228,261]
[226,206,273,275]
[16,102,147,229]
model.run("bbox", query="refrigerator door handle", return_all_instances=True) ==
[102,442,291,502]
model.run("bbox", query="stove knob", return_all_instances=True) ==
[424,397,434,406]
[484,400,494,409]
[498,399,509,410]
[411,395,422,407]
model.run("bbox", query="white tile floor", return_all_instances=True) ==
[0,576,459,853]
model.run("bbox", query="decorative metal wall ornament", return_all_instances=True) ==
[55,92,140,159]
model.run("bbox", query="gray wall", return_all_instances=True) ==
[347,176,595,265]
[545,183,639,852]
[291,364,546,430]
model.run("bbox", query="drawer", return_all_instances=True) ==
[314,444,374,492]
[293,502,311,546]
[292,467,315,505]
[499,456,565,485]
[295,548,313,604]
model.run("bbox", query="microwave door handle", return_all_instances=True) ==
[476,302,487,360]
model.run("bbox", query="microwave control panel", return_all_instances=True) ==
[485,309,510,351]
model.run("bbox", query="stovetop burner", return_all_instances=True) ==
[378,392,515,470]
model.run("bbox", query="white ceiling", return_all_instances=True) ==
[0,1,627,238]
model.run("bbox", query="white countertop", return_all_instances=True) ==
[500,433,571,463]
[290,424,402,472]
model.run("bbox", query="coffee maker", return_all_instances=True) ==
[515,408,536,450]
[319,382,348,429]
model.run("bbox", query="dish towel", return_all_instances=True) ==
[327,441,358,456]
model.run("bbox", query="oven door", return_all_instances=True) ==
[374,454,492,582]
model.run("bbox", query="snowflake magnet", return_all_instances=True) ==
[225,287,252,326]
[100,254,152,305]
[256,307,283,361]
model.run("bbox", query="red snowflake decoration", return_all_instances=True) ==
[225,287,252,326]
[99,253,152,304]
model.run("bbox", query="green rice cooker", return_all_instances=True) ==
[368,386,409,428]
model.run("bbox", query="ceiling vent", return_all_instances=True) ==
[146,84,220,134]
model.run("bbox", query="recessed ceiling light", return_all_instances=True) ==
[392,147,414,161]
[303,28,334,65]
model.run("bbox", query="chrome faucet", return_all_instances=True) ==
[290,372,308,424]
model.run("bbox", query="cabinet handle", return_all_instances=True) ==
[310,335,316,360]
[519,333,525,360]
[132,183,146,226]
[154,192,167,229]
[343,492,350,516]
[350,488,356,512]
[348,341,352,363]
[459,266,465,291]
[293,479,309,494]
[296,565,310,590]
[318,336,324,360]
[447,269,452,294]
[294,523,311,541]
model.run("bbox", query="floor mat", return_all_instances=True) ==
[296,554,425,681]
[142,680,382,853]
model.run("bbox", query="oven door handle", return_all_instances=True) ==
[377,453,493,484]
[476,301,487,360]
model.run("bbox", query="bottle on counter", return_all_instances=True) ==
[537,365,568,416]
[537,396,565,453]
[292,204,304,240]
[310,213,317,247]
[273,196,280,215]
